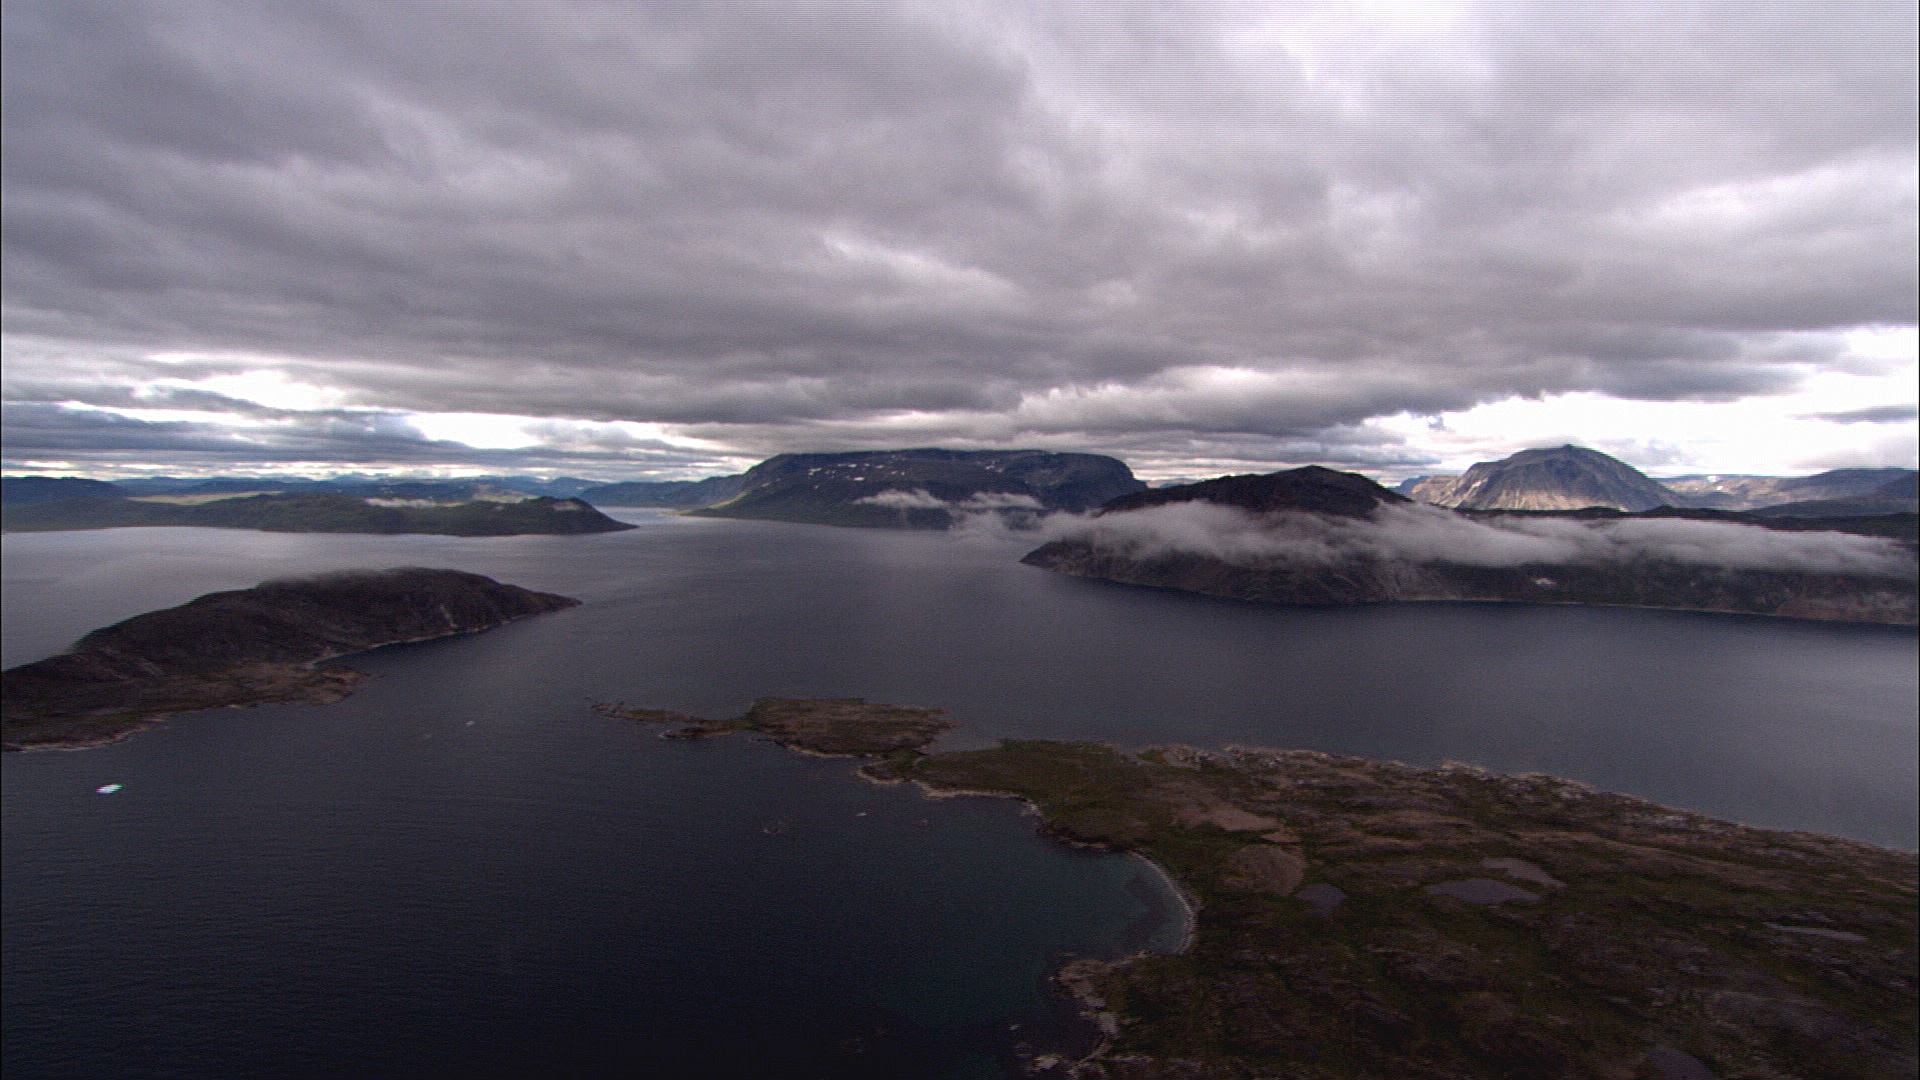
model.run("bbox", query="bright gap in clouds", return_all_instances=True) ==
[404,411,735,457]
[149,369,351,412]
[1380,366,1917,479]
[1843,326,1917,369]
[406,412,546,450]
[28,324,1916,482]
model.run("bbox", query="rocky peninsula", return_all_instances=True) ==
[1023,466,1919,625]
[3,568,579,750]
[600,698,1918,1080]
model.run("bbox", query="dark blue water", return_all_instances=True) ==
[5,512,1916,1078]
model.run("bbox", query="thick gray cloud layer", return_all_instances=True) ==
[3,0,1915,473]
[0,399,730,476]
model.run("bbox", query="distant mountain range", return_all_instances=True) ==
[1025,466,1917,624]
[0,449,1148,534]
[2,475,603,503]
[577,474,750,508]
[1402,446,1916,516]
[1,492,633,536]
[7,445,1914,534]
[683,449,1147,528]
[0,472,738,510]
[1663,468,1918,514]
[0,476,126,505]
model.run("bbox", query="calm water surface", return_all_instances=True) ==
[5,512,1915,1078]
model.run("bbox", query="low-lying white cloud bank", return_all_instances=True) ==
[855,488,1044,511]
[1045,502,1916,578]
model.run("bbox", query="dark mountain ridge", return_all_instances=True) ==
[1664,467,1918,510]
[0,476,125,504]
[1,492,635,536]
[578,473,749,508]
[1101,464,1407,518]
[1750,495,1919,519]
[1024,467,1918,624]
[3,568,581,750]
[689,448,1146,528]
[17,475,603,500]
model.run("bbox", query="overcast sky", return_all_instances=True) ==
[4,0,1915,482]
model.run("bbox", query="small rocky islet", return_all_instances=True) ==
[601,697,1918,1080]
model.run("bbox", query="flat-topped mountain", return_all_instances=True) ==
[3,568,580,750]
[1407,445,1677,511]
[1024,466,1918,623]
[1,492,635,536]
[687,448,1145,528]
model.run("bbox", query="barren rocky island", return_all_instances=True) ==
[3,568,579,750]
[601,698,1918,1080]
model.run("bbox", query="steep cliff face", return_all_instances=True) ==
[1409,445,1677,511]
[1023,467,1918,624]
[3,569,580,749]
[687,448,1146,528]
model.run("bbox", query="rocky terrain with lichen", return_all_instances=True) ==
[602,697,1918,1079]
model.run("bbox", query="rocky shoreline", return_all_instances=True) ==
[600,697,1918,1079]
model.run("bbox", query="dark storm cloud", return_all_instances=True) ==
[3,0,1914,468]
